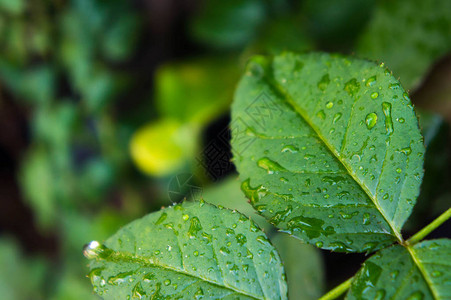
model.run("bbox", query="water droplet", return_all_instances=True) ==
[363,213,371,225]
[236,234,247,246]
[398,118,405,123]
[281,145,299,153]
[108,271,134,285]
[155,212,167,225]
[389,82,400,90]
[399,147,412,156]
[326,101,334,109]
[182,214,189,221]
[365,113,378,129]
[375,289,386,300]
[132,282,146,299]
[195,287,204,299]
[287,216,325,239]
[193,250,199,256]
[164,279,171,286]
[333,113,342,123]
[143,273,155,282]
[396,168,402,173]
[382,102,394,135]
[329,242,350,252]
[317,74,330,91]
[280,177,289,183]
[304,154,315,160]
[317,110,326,120]
[220,247,230,255]
[431,271,442,277]
[257,157,287,174]
[188,217,203,238]
[407,291,424,300]
[390,270,399,280]
[403,92,410,101]
[248,59,265,78]
[371,92,379,99]
[83,241,112,259]
[366,76,377,87]
[270,206,292,225]
[316,241,324,248]
[256,236,271,245]
[363,242,378,252]
[344,78,360,96]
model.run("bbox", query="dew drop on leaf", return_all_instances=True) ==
[333,112,342,123]
[365,113,378,129]
[382,102,394,135]
[406,291,424,300]
[366,75,377,87]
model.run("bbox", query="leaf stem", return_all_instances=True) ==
[319,277,354,300]
[407,207,451,245]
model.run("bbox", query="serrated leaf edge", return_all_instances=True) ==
[256,57,405,242]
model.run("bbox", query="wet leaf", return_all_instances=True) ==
[232,52,424,252]
[84,201,288,299]
[357,0,451,90]
[195,176,269,230]
[194,177,325,299]
[347,239,451,299]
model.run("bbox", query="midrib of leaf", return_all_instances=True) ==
[96,246,263,300]
[406,246,439,299]
[260,66,403,243]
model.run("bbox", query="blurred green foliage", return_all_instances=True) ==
[0,0,450,299]
[0,237,49,299]
[357,0,451,90]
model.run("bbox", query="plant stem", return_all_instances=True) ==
[407,207,451,245]
[319,277,354,300]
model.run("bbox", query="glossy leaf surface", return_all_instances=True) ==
[347,239,451,299]
[85,201,288,299]
[232,52,424,252]
[193,177,325,299]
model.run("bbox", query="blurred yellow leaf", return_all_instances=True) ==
[130,119,197,176]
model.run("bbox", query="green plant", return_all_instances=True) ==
[83,52,450,299]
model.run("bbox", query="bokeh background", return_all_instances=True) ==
[0,0,450,299]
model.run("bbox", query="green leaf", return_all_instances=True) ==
[195,176,269,230]
[356,0,451,90]
[232,52,424,252]
[193,177,325,299]
[347,239,451,299]
[84,201,288,299]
